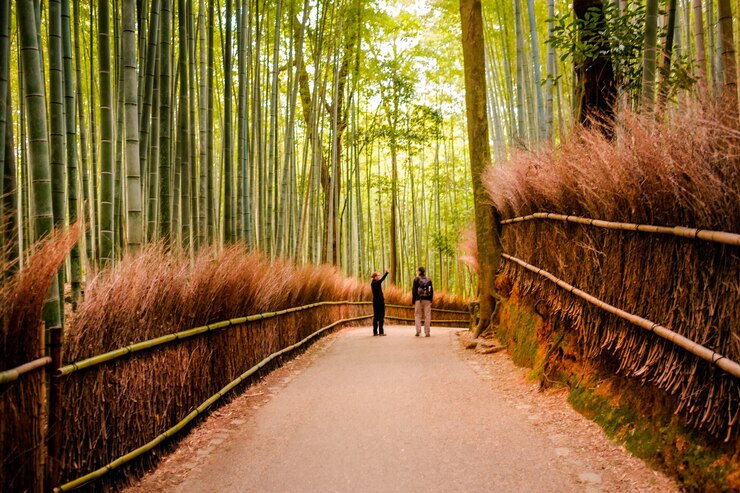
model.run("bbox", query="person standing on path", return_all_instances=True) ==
[371,269,389,336]
[412,267,433,337]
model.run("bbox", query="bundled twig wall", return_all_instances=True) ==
[0,225,81,493]
[55,245,468,489]
[484,104,739,440]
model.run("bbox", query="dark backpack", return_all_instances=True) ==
[417,276,432,299]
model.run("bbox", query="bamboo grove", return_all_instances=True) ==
[480,0,739,154]
[0,0,480,331]
[1,0,739,331]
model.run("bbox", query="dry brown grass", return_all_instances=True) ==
[483,104,739,440]
[1,224,81,492]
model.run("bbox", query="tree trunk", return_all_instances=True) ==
[545,0,555,140]
[526,0,545,141]
[693,0,708,98]
[717,0,738,117]
[124,0,142,253]
[389,138,398,285]
[176,0,192,252]
[223,0,234,244]
[514,0,526,143]
[18,0,62,326]
[198,0,207,248]
[99,0,116,264]
[158,0,173,241]
[657,0,678,106]
[0,0,16,270]
[62,0,81,302]
[49,0,67,257]
[641,0,659,110]
[460,0,502,338]
[573,0,616,127]
[206,0,215,243]
[140,0,160,241]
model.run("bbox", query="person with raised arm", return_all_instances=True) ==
[370,268,389,336]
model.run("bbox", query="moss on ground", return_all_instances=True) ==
[568,381,733,492]
[493,288,739,492]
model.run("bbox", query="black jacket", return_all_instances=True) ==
[371,272,388,304]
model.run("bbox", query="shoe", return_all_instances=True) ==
[415,333,420,337]
[373,334,378,336]
[425,334,430,337]
[379,333,386,336]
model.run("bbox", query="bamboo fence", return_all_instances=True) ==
[500,212,740,246]
[49,300,468,490]
[0,356,51,384]
[502,253,740,379]
[55,313,374,491]
[498,214,739,440]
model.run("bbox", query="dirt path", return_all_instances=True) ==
[127,326,677,492]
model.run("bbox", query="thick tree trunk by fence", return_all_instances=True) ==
[460,0,502,338]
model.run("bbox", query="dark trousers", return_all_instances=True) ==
[373,303,385,335]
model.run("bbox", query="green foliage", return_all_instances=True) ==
[431,230,456,257]
[547,1,695,102]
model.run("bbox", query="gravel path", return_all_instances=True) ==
[127,325,677,493]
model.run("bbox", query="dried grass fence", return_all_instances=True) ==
[484,104,739,441]
[1,243,469,491]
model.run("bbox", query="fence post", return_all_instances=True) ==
[45,325,63,491]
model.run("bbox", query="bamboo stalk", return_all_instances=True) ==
[54,314,373,491]
[500,212,740,247]
[0,356,52,384]
[502,253,740,379]
[57,301,374,376]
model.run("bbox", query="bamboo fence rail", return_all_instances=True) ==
[57,301,373,376]
[0,356,51,384]
[55,313,374,491]
[57,302,470,377]
[500,212,740,246]
[502,253,740,379]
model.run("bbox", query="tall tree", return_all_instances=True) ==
[573,0,616,126]
[99,0,116,264]
[692,0,708,98]
[62,0,81,302]
[18,0,62,325]
[641,0,659,110]
[657,0,678,105]
[526,0,545,141]
[198,0,208,248]
[158,0,173,241]
[717,0,738,116]
[223,0,235,243]
[140,0,161,242]
[460,0,502,338]
[124,0,142,253]
[0,0,17,270]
